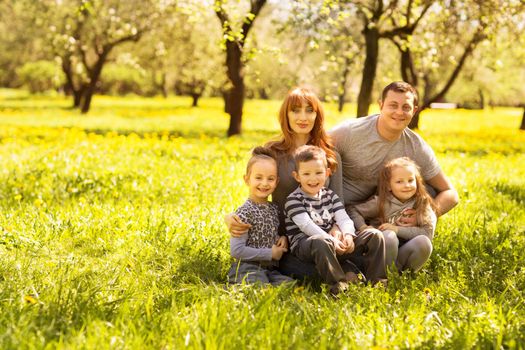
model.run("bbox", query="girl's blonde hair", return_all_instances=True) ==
[266,87,337,173]
[377,157,438,225]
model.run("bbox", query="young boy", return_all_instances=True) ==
[284,145,360,294]
[228,146,293,286]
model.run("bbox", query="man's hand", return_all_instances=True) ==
[224,213,251,237]
[395,208,417,227]
[276,235,289,249]
[271,245,288,260]
[379,223,399,233]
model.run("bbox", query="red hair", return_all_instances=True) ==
[266,87,337,172]
[377,157,437,225]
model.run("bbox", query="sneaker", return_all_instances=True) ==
[329,281,349,296]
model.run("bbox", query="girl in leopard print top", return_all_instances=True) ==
[227,147,293,285]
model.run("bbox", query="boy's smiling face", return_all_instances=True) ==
[293,158,330,196]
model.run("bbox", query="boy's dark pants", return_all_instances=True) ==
[280,229,387,284]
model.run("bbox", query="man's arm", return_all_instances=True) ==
[426,170,459,216]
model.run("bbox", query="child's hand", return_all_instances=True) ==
[224,213,251,237]
[276,236,288,249]
[329,225,344,241]
[379,223,399,233]
[343,235,355,254]
[271,245,288,260]
[332,238,347,255]
[395,208,416,227]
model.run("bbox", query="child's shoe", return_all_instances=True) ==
[329,281,349,296]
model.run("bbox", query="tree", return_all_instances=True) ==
[44,0,174,113]
[214,0,267,136]
[384,0,508,128]
[284,1,362,111]
[0,1,49,87]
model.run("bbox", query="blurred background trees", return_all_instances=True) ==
[0,0,523,134]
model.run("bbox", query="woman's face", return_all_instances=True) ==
[287,100,317,136]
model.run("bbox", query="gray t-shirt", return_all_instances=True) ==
[330,114,441,205]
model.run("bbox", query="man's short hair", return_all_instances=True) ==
[381,81,419,107]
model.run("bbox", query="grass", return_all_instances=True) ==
[0,91,524,349]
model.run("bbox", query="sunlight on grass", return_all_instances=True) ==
[1,90,524,348]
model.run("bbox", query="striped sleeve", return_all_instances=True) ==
[284,194,307,219]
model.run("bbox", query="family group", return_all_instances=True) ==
[225,81,459,295]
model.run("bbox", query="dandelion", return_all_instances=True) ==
[34,198,44,207]
[294,286,305,294]
[423,287,432,302]
[14,194,22,201]
[24,295,38,304]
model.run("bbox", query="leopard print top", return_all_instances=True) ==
[235,199,279,249]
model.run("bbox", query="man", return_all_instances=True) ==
[330,81,459,269]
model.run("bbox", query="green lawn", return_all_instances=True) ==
[1,91,524,349]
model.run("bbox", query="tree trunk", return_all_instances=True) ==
[225,42,244,136]
[357,26,380,117]
[73,89,83,108]
[520,104,525,130]
[191,93,200,107]
[478,88,484,109]
[222,90,230,114]
[400,48,418,87]
[338,55,352,112]
[80,50,109,114]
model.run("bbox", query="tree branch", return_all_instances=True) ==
[240,0,266,43]
[422,29,486,108]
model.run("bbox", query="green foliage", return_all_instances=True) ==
[16,60,65,93]
[99,63,153,96]
[0,91,524,348]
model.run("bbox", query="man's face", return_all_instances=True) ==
[379,90,417,134]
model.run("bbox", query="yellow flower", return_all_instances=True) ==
[14,194,22,201]
[423,288,432,295]
[24,295,38,304]
[34,198,44,207]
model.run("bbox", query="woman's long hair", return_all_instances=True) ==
[377,157,438,225]
[266,87,337,172]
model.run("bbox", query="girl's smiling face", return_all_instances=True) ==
[244,159,278,203]
[389,165,418,202]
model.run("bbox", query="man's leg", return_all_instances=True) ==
[350,228,387,282]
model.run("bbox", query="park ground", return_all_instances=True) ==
[0,90,524,349]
